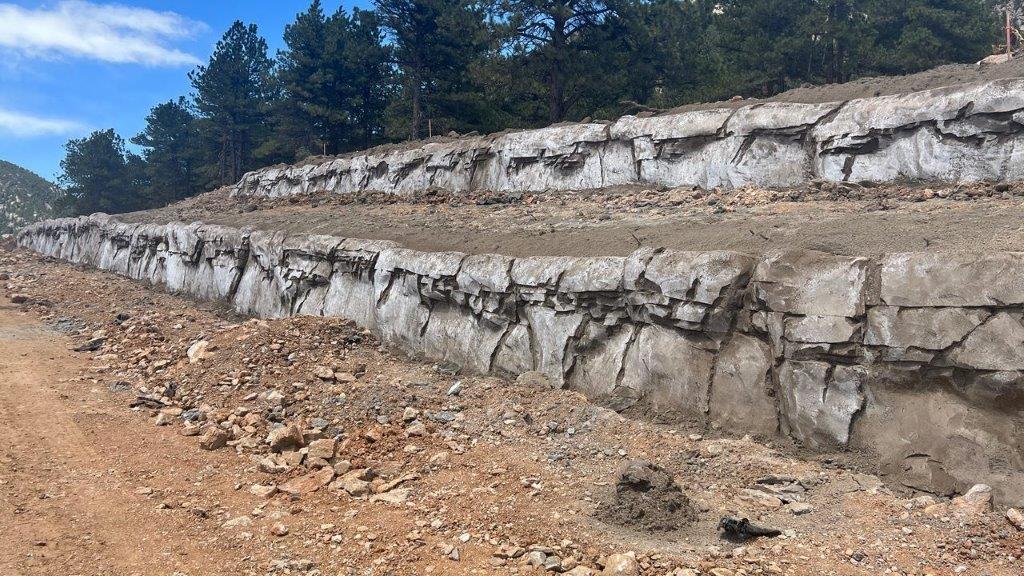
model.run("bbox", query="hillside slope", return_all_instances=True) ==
[0,160,59,234]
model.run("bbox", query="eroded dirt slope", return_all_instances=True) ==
[1,247,1023,575]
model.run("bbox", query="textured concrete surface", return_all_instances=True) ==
[18,214,1024,505]
[232,80,1024,198]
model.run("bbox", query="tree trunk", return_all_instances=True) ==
[410,51,423,140]
[548,15,567,124]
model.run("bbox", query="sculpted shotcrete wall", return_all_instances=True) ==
[18,215,1024,506]
[232,79,1024,198]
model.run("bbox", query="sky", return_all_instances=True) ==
[0,0,372,181]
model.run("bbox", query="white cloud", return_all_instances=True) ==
[0,1,205,66]
[0,107,86,137]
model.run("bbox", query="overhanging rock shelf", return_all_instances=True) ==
[19,215,1024,505]
[233,79,1024,198]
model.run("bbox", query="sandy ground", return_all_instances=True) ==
[2,246,1023,575]
[122,182,1024,257]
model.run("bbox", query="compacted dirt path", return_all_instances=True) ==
[0,304,254,575]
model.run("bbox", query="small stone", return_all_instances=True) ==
[525,551,547,566]
[402,406,420,422]
[267,423,305,452]
[370,488,410,504]
[602,553,639,576]
[199,428,229,451]
[789,502,814,515]
[279,467,335,495]
[258,455,290,474]
[406,421,428,437]
[952,484,993,514]
[222,516,253,529]
[249,484,278,498]
[154,412,172,426]
[447,381,462,396]
[270,522,289,537]
[515,371,552,389]
[334,470,372,497]
[186,340,210,363]
[306,438,337,460]
[312,365,335,380]
[495,545,525,559]
[1006,508,1024,530]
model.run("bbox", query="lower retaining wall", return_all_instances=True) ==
[18,215,1024,505]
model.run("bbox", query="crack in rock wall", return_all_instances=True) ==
[18,215,1024,506]
[232,80,1024,198]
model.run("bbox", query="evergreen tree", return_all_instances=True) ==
[873,0,993,73]
[335,8,396,149]
[716,0,817,96]
[633,0,728,106]
[189,21,275,185]
[58,129,147,215]
[375,0,493,139]
[269,4,395,158]
[270,1,330,160]
[501,0,616,123]
[131,98,204,206]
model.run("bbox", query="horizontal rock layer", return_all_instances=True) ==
[18,215,1024,506]
[233,79,1024,197]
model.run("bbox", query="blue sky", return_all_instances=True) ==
[0,0,372,181]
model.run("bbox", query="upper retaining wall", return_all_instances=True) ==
[17,215,1024,506]
[233,79,1024,198]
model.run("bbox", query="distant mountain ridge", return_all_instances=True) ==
[0,160,59,235]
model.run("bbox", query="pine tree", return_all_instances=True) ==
[189,21,275,185]
[58,130,147,215]
[873,0,993,73]
[270,1,330,160]
[501,0,616,123]
[131,98,204,206]
[325,8,395,150]
[375,0,492,139]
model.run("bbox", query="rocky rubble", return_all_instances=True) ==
[3,246,1024,575]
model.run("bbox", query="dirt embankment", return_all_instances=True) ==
[121,181,1024,258]
[666,57,1024,114]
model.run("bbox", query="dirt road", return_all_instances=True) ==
[0,303,254,575]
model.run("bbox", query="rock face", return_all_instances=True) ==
[17,214,1024,505]
[231,79,1024,198]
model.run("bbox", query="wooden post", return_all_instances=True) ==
[1009,5,1014,57]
